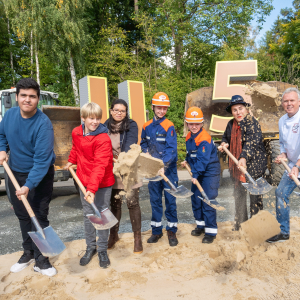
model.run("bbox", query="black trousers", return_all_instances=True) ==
[233,179,263,230]
[8,166,54,259]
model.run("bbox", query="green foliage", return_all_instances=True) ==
[177,136,186,166]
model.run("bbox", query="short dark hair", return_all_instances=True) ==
[16,78,40,98]
[107,99,130,134]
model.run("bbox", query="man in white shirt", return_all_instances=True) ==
[267,87,300,243]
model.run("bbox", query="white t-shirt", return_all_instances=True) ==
[279,108,300,174]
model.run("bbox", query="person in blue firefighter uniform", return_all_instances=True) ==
[140,92,179,247]
[181,107,221,244]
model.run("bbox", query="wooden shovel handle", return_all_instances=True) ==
[3,161,35,218]
[69,166,93,204]
[184,163,204,193]
[222,145,247,175]
[280,159,300,186]
[159,171,169,183]
[113,158,118,163]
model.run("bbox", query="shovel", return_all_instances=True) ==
[159,171,193,198]
[280,159,300,195]
[184,164,225,211]
[222,145,273,195]
[69,167,118,230]
[3,161,65,257]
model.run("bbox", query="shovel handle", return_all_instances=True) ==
[3,161,36,218]
[159,171,177,191]
[113,158,118,163]
[184,164,205,193]
[280,159,300,186]
[69,167,94,204]
[222,145,247,175]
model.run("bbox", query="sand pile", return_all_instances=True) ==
[1,218,300,299]
[244,83,283,132]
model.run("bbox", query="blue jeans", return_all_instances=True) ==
[275,172,297,235]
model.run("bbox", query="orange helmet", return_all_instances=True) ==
[185,107,204,123]
[152,92,170,107]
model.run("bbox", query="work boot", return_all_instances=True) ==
[267,233,289,243]
[107,228,120,250]
[79,247,97,266]
[191,227,205,236]
[147,233,163,243]
[108,194,122,249]
[202,235,216,244]
[33,255,57,277]
[167,231,178,247]
[98,251,110,269]
[133,231,143,254]
[10,250,34,273]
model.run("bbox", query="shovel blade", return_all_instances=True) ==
[164,185,193,198]
[87,208,118,230]
[144,175,163,182]
[28,226,66,257]
[242,177,273,195]
[294,191,300,196]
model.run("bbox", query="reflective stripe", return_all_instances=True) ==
[157,138,166,142]
[190,154,197,158]
[196,220,205,226]
[168,222,178,228]
[146,136,150,140]
[205,228,218,234]
[151,221,162,227]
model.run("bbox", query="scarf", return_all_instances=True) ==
[109,119,122,134]
[229,119,246,184]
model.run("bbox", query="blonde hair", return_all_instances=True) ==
[81,102,102,119]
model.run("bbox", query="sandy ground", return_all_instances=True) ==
[1,217,300,300]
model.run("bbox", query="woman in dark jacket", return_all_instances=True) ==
[219,95,267,230]
[104,99,143,254]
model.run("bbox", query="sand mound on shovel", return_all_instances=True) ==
[2,218,300,299]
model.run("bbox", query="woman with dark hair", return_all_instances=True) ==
[219,95,267,231]
[104,99,143,254]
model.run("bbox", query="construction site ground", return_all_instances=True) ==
[0,169,299,256]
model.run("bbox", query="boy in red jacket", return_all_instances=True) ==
[65,102,115,268]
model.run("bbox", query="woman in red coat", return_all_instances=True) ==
[65,102,115,269]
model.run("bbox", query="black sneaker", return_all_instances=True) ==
[167,231,178,247]
[98,251,110,269]
[10,250,34,273]
[147,233,163,243]
[79,247,97,266]
[202,235,216,244]
[33,255,57,277]
[191,227,205,236]
[267,233,289,243]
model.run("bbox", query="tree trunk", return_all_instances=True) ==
[35,40,40,85]
[170,26,182,72]
[31,31,33,78]
[7,17,15,85]
[134,0,138,13]
[69,54,79,105]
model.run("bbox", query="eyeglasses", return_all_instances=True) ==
[112,109,126,114]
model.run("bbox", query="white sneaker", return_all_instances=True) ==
[33,255,57,277]
[10,250,35,273]
[33,265,57,277]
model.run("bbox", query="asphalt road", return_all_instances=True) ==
[0,171,299,255]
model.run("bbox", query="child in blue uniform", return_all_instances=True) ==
[140,92,179,247]
[181,107,220,243]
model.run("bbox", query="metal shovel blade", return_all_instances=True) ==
[28,226,66,257]
[87,208,118,230]
[242,177,273,195]
[144,175,163,182]
[294,191,300,196]
[198,197,225,211]
[165,185,193,198]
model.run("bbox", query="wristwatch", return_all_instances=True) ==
[293,165,300,172]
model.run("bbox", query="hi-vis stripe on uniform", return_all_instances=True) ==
[151,221,162,227]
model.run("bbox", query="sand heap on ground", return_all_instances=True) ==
[2,217,300,299]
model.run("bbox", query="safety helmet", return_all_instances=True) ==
[152,92,170,107]
[185,107,204,123]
